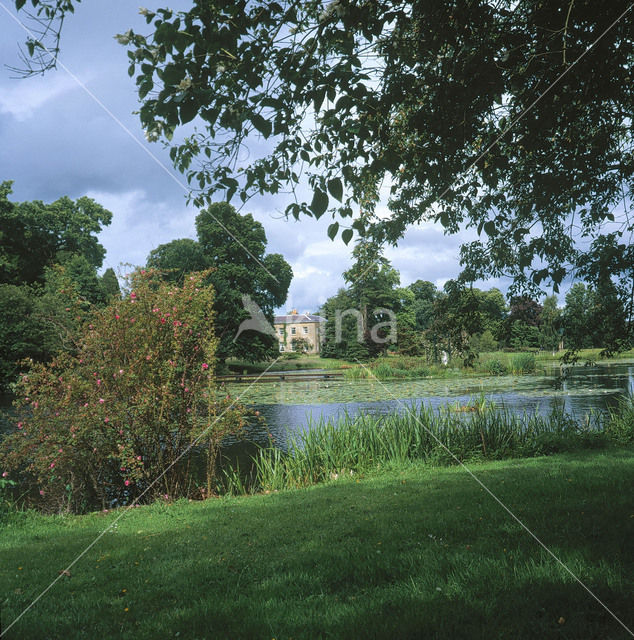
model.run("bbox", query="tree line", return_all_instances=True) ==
[319,242,631,363]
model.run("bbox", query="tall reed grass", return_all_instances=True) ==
[223,401,610,495]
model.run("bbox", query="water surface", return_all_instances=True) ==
[225,361,634,448]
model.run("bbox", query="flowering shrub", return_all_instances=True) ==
[0,270,246,512]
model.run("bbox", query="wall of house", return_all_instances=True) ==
[274,321,323,354]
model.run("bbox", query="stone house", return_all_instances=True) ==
[274,310,326,354]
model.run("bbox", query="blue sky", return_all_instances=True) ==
[0,1,512,313]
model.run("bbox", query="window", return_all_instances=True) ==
[291,327,296,335]
[303,326,308,334]
[278,328,284,336]
[279,344,285,352]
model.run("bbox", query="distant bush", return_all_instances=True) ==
[0,270,246,513]
[484,358,508,376]
[511,352,536,374]
[280,351,302,360]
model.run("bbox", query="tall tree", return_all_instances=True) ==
[0,181,112,286]
[343,240,400,357]
[539,295,562,352]
[0,181,113,389]
[407,280,439,332]
[147,203,292,362]
[431,281,485,365]
[562,283,594,350]
[99,268,121,301]
[147,238,208,284]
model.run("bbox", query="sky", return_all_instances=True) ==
[0,1,510,313]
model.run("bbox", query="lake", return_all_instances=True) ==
[223,360,634,450]
[3,361,633,451]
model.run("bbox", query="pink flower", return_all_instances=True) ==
[2,471,8,478]
[97,379,101,386]
[104,418,109,423]
[84,403,89,408]
[124,480,130,486]
[39,489,44,496]
[115,314,120,320]
[58,448,63,453]
[50,462,55,469]
[99,398,105,404]
[202,363,209,370]
[184,388,189,393]
[17,422,22,429]
[130,292,137,299]
[136,456,142,461]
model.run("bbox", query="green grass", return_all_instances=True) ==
[1,450,633,638]
[479,348,634,367]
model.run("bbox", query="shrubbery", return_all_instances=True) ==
[484,358,508,376]
[0,270,247,513]
[511,352,536,374]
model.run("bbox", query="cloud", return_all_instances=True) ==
[92,189,196,273]
[0,75,81,122]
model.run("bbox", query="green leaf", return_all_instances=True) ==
[310,189,328,219]
[251,114,272,139]
[327,222,339,240]
[483,221,496,236]
[179,100,198,124]
[327,177,343,202]
[15,0,26,10]
[138,80,153,100]
[341,229,353,245]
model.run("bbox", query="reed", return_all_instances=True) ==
[237,402,609,494]
[603,393,634,444]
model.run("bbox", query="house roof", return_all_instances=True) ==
[274,313,326,324]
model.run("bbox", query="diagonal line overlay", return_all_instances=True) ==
[354,359,634,637]
[0,358,283,637]
[0,1,280,284]
[355,2,633,283]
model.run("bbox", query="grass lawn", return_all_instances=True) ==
[1,449,633,639]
